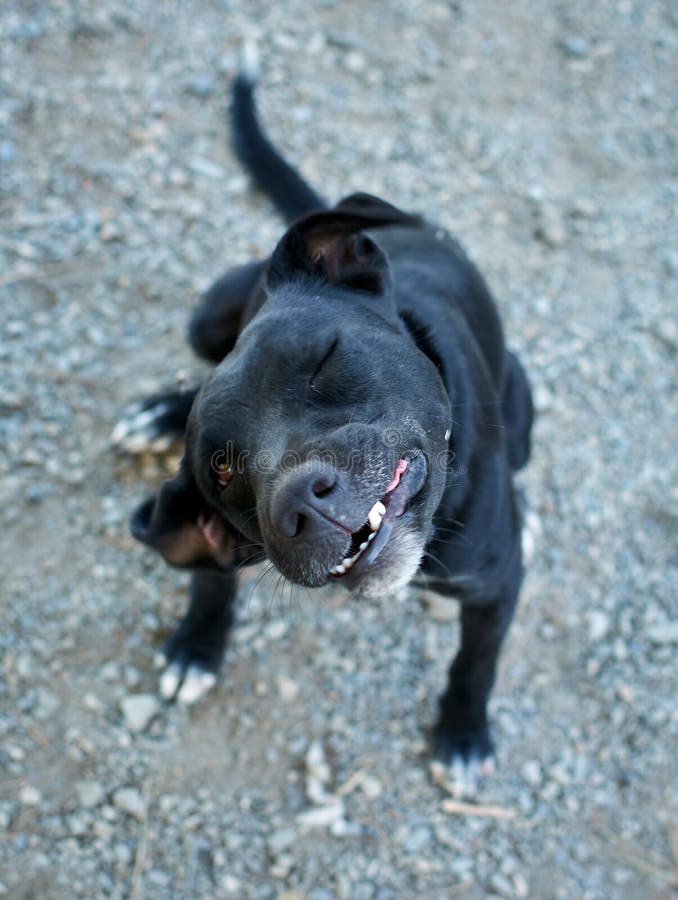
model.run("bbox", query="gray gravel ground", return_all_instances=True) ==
[1,1,677,898]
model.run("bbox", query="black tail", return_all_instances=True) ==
[230,72,326,223]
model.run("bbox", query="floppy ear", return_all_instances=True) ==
[267,192,419,295]
[130,458,238,570]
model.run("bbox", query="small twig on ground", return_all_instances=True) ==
[0,258,106,287]
[441,799,517,819]
[336,771,364,796]
[668,823,678,871]
[415,880,476,898]
[602,834,678,887]
[129,781,151,900]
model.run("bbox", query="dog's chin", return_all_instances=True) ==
[333,524,426,599]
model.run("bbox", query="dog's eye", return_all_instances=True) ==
[212,458,236,490]
[216,467,235,489]
[310,339,339,395]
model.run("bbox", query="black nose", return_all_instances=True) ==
[270,462,347,541]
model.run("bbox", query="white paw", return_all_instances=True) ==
[159,661,183,700]
[176,667,217,705]
[111,402,173,454]
[157,659,217,705]
[430,753,495,799]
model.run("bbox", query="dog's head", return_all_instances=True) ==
[132,195,452,596]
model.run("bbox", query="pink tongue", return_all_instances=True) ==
[385,458,408,494]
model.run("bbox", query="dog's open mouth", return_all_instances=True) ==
[329,453,427,579]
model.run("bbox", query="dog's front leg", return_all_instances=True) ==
[433,559,521,795]
[158,569,236,705]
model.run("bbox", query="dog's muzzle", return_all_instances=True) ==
[263,453,427,588]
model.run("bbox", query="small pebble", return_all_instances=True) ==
[521,760,543,787]
[113,787,146,820]
[120,694,160,732]
[558,36,590,58]
[646,622,678,645]
[75,780,105,808]
[184,74,216,97]
[588,611,610,641]
[534,202,566,248]
[19,785,42,806]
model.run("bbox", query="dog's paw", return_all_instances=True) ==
[155,652,218,706]
[431,730,495,798]
[157,655,217,705]
[111,398,177,454]
[111,391,193,454]
[155,624,224,706]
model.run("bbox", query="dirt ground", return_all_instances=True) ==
[1,1,677,898]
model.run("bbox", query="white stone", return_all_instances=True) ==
[646,622,678,644]
[588,611,610,641]
[521,760,543,787]
[20,785,42,806]
[276,675,299,703]
[296,800,345,828]
[360,775,383,799]
[113,787,146,820]
[75,780,105,808]
[120,694,160,732]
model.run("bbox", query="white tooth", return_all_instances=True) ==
[359,541,368,551]
[367,500,387,531]
[368,507,382,531]
[367,531,377,542]
[335,563,346,575]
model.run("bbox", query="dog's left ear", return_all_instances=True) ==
[314,230,390,295]
[130,458,237,570]
[268,192,419,296]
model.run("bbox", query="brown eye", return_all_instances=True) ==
[215,465,235,490]
[211,451,236,490]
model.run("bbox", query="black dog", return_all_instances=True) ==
[113,67,533,792]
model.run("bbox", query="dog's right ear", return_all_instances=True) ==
[130,458,237,570]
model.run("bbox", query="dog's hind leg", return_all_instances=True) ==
[112,260,266,453]
[111,387,198,454]
[157,569,237,705]
[501,350,533,471]
[188,259,266,363]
